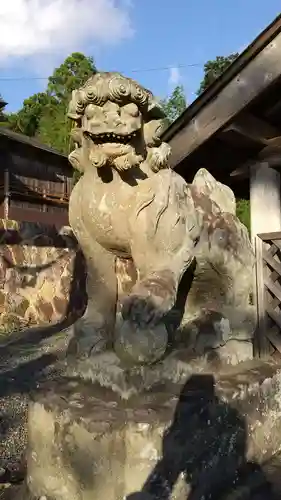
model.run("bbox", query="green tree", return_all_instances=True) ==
[47,52,97,103]
[7,52,97,155]
[3,52,97,187]
[236,199,251,235]
[7,92,52,136]
[37,52,97,153]
[37,102,71,154]
[0,96,9,125]
[197,54,239,96]
[161,85,187,125]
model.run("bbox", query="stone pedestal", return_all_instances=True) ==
[25,360,281,500]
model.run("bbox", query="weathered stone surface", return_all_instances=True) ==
[169,168,255,364]
[190,166,236,215]
[0,219,86,328]
[65,72,255,369]
[25,359,281,499]
[114,317,168,365]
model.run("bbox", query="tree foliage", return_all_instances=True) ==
[7,92,51,136]
[197,54,239,96]
[6,52,97,154]
[37,102,72,154]
[0,96,9,125]
[236,199,250,235]
[47,52,96,103]
[38,53,96,153]
[161,85,187,125]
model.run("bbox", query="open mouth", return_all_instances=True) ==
[84,130,138,144]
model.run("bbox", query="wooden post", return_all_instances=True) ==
[250,162,281,356]
[250,162,281,241]
[3,168,9,220]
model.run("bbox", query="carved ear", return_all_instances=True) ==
[147,143,171,173]
[143,119,166,147]
[68,89,84,121]
[68,148,84,173]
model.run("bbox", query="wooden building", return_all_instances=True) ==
[161,14,281,357]
[0,127,72,228]
[162,14,281,240]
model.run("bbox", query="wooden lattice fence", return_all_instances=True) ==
[255,232,281,356]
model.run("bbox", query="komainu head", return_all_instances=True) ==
[68,72,171,174]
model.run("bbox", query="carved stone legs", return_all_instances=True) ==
[121,256,193,328]
[67,239,117,360]
[67,170,197,366]
[121,170,196,328]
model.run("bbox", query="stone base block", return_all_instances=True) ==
[26,360,281,500]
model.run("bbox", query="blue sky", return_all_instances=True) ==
[0,0,280,112]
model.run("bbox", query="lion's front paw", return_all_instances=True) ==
[121,294,163,327]
[117,284,170,364]
[121,279,175,327]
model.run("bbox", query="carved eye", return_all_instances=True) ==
[85,104,101,119]
[123,103,139,117]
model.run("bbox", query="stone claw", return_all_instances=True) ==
[121,294,164,328]
[121,274,176,328]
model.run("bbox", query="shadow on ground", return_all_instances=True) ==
[0,322,69,369]
[128,374,280,500]
[0,353,59,398]
[0,322,69,478]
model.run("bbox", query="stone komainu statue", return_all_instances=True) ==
[66,72,255,366]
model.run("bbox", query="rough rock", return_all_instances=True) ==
[0,219,86,328]
[114,317,168,366]
[25,359,281,499]
[168,168,255,364]
[190,166,236,215]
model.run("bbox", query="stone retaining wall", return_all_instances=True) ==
[0,219,86,329]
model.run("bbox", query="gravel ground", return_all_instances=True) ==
[0,325,70,471]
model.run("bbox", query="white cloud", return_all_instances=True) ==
[0,0,134,63]
[168,66,181,86]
